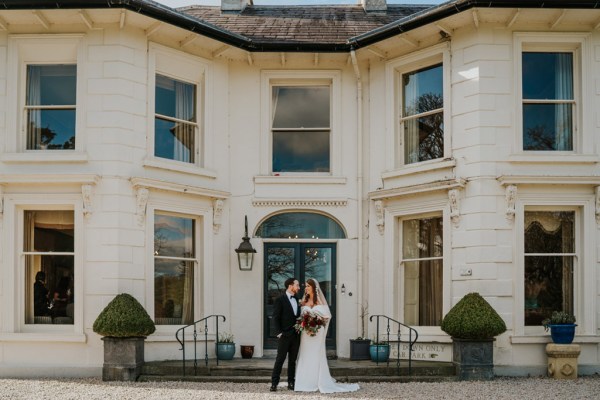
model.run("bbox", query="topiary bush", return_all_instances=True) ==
[440,292,506,340]
[93,293,156,338]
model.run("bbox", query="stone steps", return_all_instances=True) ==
[139,358,457,383]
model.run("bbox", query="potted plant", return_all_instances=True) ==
[542,311,577,344]
[92,293,156,381]
[216,332,236,360]
[369,336,390,362]
[440,292,506,381]
[350,302,371,360]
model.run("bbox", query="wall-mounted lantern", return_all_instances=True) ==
[235,215,256,271]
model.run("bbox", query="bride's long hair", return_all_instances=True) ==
[302,279,319,306]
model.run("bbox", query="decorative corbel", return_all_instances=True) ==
[448,189,460,227]
[374,200,384,235]
[505,185,517,221]
[136,187,149,226]
[595,186,600,224]
[81,184,93,218]
[213,199,224,234]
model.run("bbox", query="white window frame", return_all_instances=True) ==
[385,43,451,172]
[145,43,214,178]
[260,70,341,176]
[144,194,212,338]
[513,191,595,339]
[1,194,85,340]
[383,195,451,338]
[4,34,87,162]
[513,32,591,157]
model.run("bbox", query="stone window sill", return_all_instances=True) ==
[143,157,217,179]
[0,152,89,163]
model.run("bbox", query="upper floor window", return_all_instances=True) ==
[522,52,574,151]
[400,64,444,165]
[25,65,77,151]
[154,74,198,164]
[271,85,331,173]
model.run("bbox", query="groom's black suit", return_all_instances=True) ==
[271,292,301,388]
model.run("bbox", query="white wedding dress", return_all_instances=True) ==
[294,305,360,393]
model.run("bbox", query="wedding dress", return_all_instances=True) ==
[294,280,360,393]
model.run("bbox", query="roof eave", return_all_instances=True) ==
[349,0,600,49]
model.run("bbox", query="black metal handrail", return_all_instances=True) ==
[369,314,419,375]
[175,315,226,377]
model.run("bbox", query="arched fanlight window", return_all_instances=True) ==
[255,212,346,239]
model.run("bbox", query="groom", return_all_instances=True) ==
[270,277,301,392]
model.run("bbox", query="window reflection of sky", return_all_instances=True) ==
[272,86,329,128]
[154,214,194,259]
[403,64,443,116]
[522,53,573,100]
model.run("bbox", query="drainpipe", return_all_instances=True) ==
[350,48,364,338]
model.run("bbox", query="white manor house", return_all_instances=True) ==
[0,0,599,377]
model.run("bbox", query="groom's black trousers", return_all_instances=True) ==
[271,333,300,386]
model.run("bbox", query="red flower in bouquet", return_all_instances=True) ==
[295,310,327,336]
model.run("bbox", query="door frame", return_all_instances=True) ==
[263,242,337,350]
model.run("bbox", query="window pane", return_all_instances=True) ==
[273,131,329,172]
[256,212,345,239]
[272,86,330,128]
[27,109,76,150]
[24,210,75,325]
[154,118,196,163]
[404,112,444,164]
[304,248,332,304]
[27,65,76,106]
[523,104,572,151]
[524,211,575,326]
[402,64,443,117]
[522,53,573,100]
[154,259,194,325]
[154,215,195,258]
[25,210,74,252]
[155,74,196,122]
[402,216,443,326]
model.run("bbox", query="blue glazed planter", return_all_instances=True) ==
[216,343,236,360]
[549,324,577,344]
[369,344,390,362]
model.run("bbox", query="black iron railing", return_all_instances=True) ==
[370,314,419,375]
[175,315,226,377]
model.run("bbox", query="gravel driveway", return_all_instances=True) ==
[0,377,599,400]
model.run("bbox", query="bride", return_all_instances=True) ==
[294,278,360,393]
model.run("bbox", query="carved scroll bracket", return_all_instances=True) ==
[374,200,384,235]
[213,199,224,234]
[448,189,460,227]
[136,187,149,226]
[82,184,93,218]
[505,185,517,221]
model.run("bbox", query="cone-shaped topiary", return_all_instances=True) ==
[441,292,506,340]
[93,293,156,338]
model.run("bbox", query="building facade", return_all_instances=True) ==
[0,0,599,377]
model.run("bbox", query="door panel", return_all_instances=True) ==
[264,243,336,350]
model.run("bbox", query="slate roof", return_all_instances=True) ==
[181,5,431,45]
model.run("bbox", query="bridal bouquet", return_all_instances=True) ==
[295,310,327,336]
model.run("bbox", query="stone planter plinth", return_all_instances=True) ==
[453,338,494,381]
[102,337,145,381]
[546,343,580,380]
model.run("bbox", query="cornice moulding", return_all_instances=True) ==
[0,174,100,185]
[130,177,229,199]
[369,178,466,200]
[252,199,348,207]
